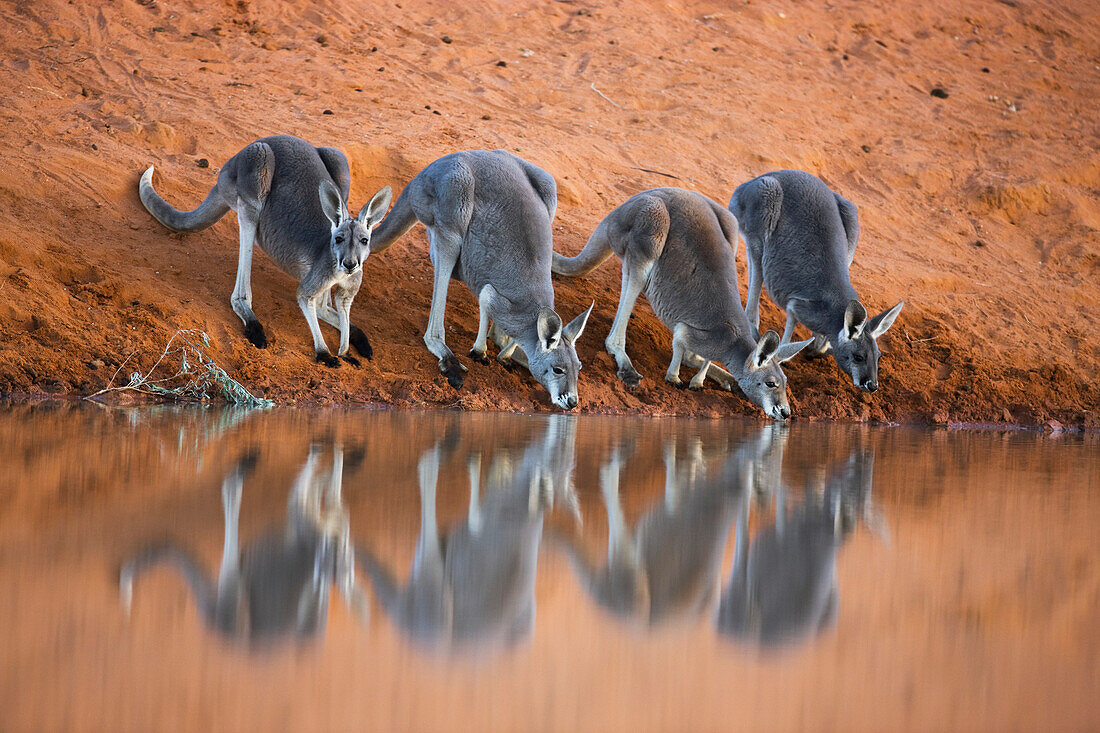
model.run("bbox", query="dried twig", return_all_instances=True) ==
[590,82,622,109]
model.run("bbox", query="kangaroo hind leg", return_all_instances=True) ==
[228,142,274,348]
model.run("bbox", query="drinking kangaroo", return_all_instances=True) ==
[139,134,392,366]
[369,150,594,410]
[553,187,811,420]
[730,170,904,392]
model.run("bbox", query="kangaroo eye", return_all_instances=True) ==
[853,354,865,363]
[359,237,368,245]
[552,366,565,376]
[334,235,344,244]
[765,379,778,389]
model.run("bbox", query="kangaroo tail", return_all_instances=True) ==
[139,166,231,233]
[369,182,419,253]
[552,218,614,277]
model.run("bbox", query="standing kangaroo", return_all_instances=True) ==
[554,434,745,629]
[552,187,811,420]
[729,170,904,392]
[355,416,577,655]
[119,445,368,645]
[139,134,392,366]
[369,150,594,410]
[716,450,879,649]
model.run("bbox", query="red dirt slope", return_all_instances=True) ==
[0,0,1096,426]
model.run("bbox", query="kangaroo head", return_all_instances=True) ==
[735,331,812,421]
[832,300,904,393]
[319,182,392,275]
[527,303,594,411]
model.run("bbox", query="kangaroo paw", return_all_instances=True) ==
[348,326,373,360]
[468,348,491,365]
[440,355,467,389]
[340,354,361,367]
[244,321,267,349]
[316,351,341,368]
[665,375,685,389]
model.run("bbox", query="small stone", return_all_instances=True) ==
[481,114,491,120]
[315,34,327,45]
[196,158,209,168]
[442,35,452,44]
[496,60,507,67]
[930,87,949,99]
[89,359,105,370]
[861,144,871,153]
[932,409,949,424]
[1046,419,1064,432]
[91,143,98,150]
[981,67,990,73]
[972,239,985,247]
[322,109,333,115]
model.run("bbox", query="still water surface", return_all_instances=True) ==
[0,404,1096,732]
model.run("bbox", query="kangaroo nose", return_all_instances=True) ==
[778,405,791,420]
[862,380,878,393]
[564,395,578,410]
[342,258,359,271]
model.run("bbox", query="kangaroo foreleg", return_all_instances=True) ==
[424,229,465,388]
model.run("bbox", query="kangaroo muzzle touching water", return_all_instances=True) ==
[369,150,594,411]
[729,169,903,392]
[138,134,392,367]
[552,187,811,420]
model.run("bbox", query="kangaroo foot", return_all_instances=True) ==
[468,348,491,365]
[244,321,267,349]
[316,350,341,368]
[349,326,373,360]
[665,374,685,389]
[618,367,643,389]
[440,355,467,389]
[340,354,361,367]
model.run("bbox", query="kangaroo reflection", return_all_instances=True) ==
[717,449,878,649]
[555,430,764,629]
[119,444,367,645]
[356,416,576,654]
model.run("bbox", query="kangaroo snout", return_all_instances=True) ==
[859,379,878,393]
[341,258,361,273]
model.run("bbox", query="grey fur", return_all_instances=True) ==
[369,150,593,410]
[729,170,904,392]
[119,445,368,645]
[554,434,745,628]
[139,134,391,365]
[716,449,879,649]
[355,416,577,655]
[553,187,811,420]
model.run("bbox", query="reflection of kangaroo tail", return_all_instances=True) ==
[119,544,216,623]
[354,543,401,616]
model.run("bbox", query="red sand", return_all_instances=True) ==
[0,0,1097,426]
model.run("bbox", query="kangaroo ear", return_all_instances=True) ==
[842,300,867,341]
[866,301,904,339]
[537,307,563,351]
[775,337,814,363]
[358,186,392,229]
[750,330,781,369]
[319,180,346,226]
[562,301,594,345]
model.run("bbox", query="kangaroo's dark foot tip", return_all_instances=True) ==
[341,354,361,367]
[687,383,704,392]
[440,356,466,389]
[349,327,373,360]
[619,370,643,389]
[468,349,491,365]
[244,322,267,349]
[316,351,341,368]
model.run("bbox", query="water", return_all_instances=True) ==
[0,403,1096,732]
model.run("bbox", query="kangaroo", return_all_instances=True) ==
[554,434,745,628]
[355,416,577,655]
[369,150,593,410]
[729,170,904,392]
[716,449,879,650]
[552,187,811,420]
[119,445,368,646]
[139,134,392,366]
